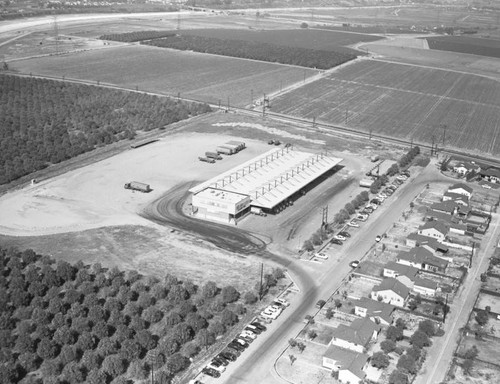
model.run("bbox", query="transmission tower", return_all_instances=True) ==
[177,13,181,30]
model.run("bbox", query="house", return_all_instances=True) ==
[430,201,458,216]
[383,261,418,288]
[453,162,479,176]
[418,221,449,241]
[353,297,395,326]
[330,317,381,353]
[397,247,448,273]
[449,220,468,235]
[323,346,369,384]
[447,183,473,199]
[370,278,410,307]
[442,192,469,206]
[413,277,438,297]
[480,167,500,184]
[406,233,449,256]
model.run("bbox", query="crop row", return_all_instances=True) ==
[100,31,176,43]
[427,36,500,59]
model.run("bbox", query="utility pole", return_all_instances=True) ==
[250,89,253,106]
[53,16,59,55]
[442,124,447,147]
[227,96,230,111]
[312,117,316,129]
[469,242,475,268]
[259,263,264,300]
[442,294,449,323]
[345,108,348,125]
[321,206,328,228]
[431,135,435,156]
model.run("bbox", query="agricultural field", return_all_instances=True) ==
[427,36,500,59]
[10,45,318,106]
[175,28,382,49]
[271,59,500,155]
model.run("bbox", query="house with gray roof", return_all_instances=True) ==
[323,346,369,384]
[370,277,410,307]
[448,183,473,199]
[353,297,395,326]
[396,247,448,273]
[330,317,381,353]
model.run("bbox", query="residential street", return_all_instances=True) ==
[215,159,453,384]
[414,212,500,384]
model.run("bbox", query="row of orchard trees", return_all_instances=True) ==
[100,31,176,43]
[0,247,283,384]
[141,34,357,70]
[0,74,212,185]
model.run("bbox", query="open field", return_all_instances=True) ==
[427,36,500,59]
[446,359,500,384]
[271,59,500,155]
[476,292,500,313]
[10,44,318,106]
[176,28,382,49]
[457,335,500,367]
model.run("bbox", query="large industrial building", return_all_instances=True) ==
[189,146,343,224]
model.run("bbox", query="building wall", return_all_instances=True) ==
[397,259,423,270]
[395,275,414,289]
[322,357,340,370]
[418,228,445,241]
[330,338,364,354]
[339,370,363,384]
[370,290,405,307]
[413,285,436,297]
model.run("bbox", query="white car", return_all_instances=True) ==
[347,220,360,227]
[334,234,346,241]
[376,235,382,242]
[378,192,387,199]
[274,298,290,307]
[207,363,226,373]
[356,215,368,222]
[315,252,329,260]
[261,309,279,320]
[267,305,282,313]
[366,203,378,210]
[240,331,257,340]
[482,184,492,189]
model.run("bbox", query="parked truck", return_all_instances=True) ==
[124,181,152,193]
[205,151,223,160]
[359,178,374,188]
[225,141,246,152]
[216,146,235,155]
[199,156,216,163]
[251,206,267,216]
[370,155,380,162]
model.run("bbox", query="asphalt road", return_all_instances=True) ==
[143,160,451,384]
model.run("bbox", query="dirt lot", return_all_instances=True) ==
[476,292,500,314]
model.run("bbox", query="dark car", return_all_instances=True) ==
[316,299,326,309]
[338,231,351,238]
[202,367,221,378]
[239,335,254,344]
[370,199,381,205]
[245,326,262,334]
[331,238,343,245]
[250,322,267,332]
[220,351,238,361]
[212,356,229,366]
[228,341,245,351]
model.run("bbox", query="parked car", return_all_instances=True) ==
[268,139,275,145]
[338,231,351,238]
[331,238,343,245]
[370,199,381,205]
[349,260,360,268]
[348,220,360,227]
[260,309,279,320]
[239,335,254,344]
[363,206,374,213]
[314,252,329,259]
[356,215,368,221]
[240,330,257,340]
[402,170,410,177]
[482,184,492,189]
[375,235,382,242]
[257,316,272,324]
[274,298,290,307]
[316,299,326,309]
[251,321,267,331]
[228,341,245,351]
[234,338,249,348]
[378,192,388,198]
[267,305,282,313]
[220,351,238,361]
[245,325,262,334]
[212,356,229,366]
[202,367,221,378]
[334,234,346,241]
[207,362,225,373]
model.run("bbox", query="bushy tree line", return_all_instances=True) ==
[398,146,420,169]
[141,34,357,70]
[100,31,176,43]
[0,74,212,185]
[0,247,251,384]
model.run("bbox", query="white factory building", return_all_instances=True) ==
[189,146,343,225]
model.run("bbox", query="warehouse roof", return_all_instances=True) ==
[189,147,343,209]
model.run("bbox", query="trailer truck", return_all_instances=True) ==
[199,156,216,163]
[124,181,152,193]
[216,146,234,155]
[205,151,223,160]
[225,141,246,152]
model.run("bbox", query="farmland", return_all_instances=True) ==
[271,59,500,155]
[426,36,500,59]
[11,45,318,106]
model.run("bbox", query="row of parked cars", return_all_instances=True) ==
[194,298,290,382]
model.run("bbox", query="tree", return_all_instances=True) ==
[462,358,474,375]
[288,338,297,348]
[221,308,238,326]
[410,330,431,348]
[406,346,422,361]
[37,338,59,360]
[325,307,334,319]
[201,281,218,299]
[289,354,297,365]
[59,344,77,365]
[41,359,63,377]
[196,328,215,349]
[386,325,404,342]
[463,346,478,360]
[135,329,156,350]
[142,306,163,324]
[221,286,240,304]
[395,318,406,330]
[381,339,397,354]
[344,203,355,215]
[128,360,148,380]
[297,342,306,353]
[62,361,84,383]
[418,320,436,337]
[102,355,125,376]
[389,369,409,384]
[307,330,317,340]
[476,309,489,326]
[118,339,142,362]
[371,351,390,369]
[86,369,108,384]
[397,354,417,375]
[300,22,308,28]
[165,353,189,375]
[244,291,257,304]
